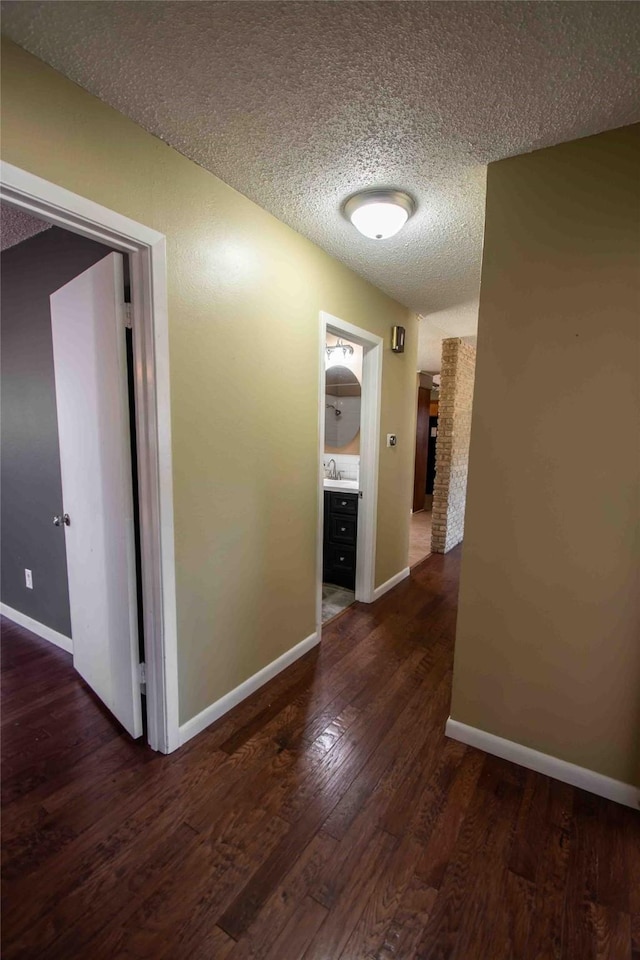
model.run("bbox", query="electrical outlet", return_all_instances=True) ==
[386,434,397,447]
[25,568,33,589]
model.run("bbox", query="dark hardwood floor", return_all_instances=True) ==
[2,548,638,959]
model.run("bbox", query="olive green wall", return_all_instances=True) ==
[452,124,640,786]
[1,39,417,725]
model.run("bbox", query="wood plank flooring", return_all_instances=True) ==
[408,510,433,568]
[2,547,638,959]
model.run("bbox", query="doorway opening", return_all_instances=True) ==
[316,312,383,632]
[409,372,439,567]
[0,213,149,738]
[321,331,362,622]
[0,161,179,753]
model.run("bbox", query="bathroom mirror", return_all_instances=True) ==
[325,365,361,449]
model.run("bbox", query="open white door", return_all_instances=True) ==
[50,252,143,738]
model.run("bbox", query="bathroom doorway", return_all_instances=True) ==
[321,332,362,622]
[316,313,383,632]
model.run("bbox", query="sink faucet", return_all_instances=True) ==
[327,459,338,480]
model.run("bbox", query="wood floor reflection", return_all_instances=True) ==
[2,548,638,959]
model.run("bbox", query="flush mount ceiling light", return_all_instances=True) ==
[343,189,416,240]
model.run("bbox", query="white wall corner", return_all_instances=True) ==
[372,566,411,602]
[178,630,320,747]
[0,604,73,654]
[445,717,640,811]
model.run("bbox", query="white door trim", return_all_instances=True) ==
[317,311,383,632]
[0,161,180,754]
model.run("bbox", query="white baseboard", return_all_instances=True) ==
[445,717,640,811]
[178,630,320,747]
[0,603,73,654]
[372,566,410,602]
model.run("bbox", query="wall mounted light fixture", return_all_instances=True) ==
[326,338,354,364]
[391,325,406,353]
[343,189,415,240]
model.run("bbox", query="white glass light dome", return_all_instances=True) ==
[343,190,415,240]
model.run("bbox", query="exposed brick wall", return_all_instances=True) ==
[431,338,476,553]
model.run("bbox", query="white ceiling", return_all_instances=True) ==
[0,203,51,250]
[2,1,639,370]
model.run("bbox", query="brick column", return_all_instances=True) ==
[431,338,476,553]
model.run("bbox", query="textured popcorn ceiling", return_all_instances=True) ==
[3,1,639,370]
[0,203,51,250]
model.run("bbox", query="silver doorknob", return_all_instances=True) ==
[53,514,70,527]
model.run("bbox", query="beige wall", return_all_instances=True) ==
[0,39,417,724]
[452,125,640,786]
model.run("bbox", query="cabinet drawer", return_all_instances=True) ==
[330,493,358,516]
[327,544,356,572]
[330,516,356,544]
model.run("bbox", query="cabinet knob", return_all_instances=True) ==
[341,500,347,506]
[339,556,345,562]
[341,527,346,532]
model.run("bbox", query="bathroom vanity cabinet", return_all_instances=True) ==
[323,490,358,589]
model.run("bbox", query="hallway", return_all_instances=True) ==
[2,550,637,960]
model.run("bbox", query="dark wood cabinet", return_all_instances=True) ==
[323,490,358,589]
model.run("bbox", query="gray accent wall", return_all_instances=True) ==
[1,227,112,636]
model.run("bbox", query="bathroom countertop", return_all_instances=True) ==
[323,478,359,493]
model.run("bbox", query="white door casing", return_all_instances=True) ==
[1,160,179,753]
[50,252,143,738]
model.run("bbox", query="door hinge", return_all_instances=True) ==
[138,661,147,691]
[124,303,133,329]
